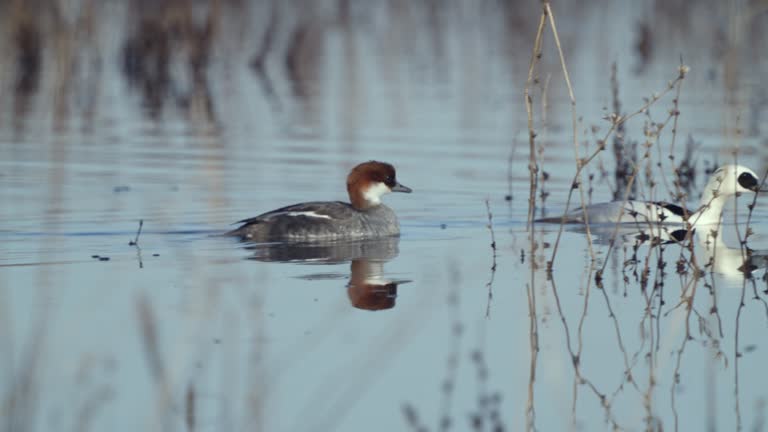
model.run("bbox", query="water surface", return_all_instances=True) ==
[2,1,768,431]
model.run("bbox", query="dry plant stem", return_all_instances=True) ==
[484,199,497,318]
[593,70,699,422]
[734,282,747,431]
[526,5,677,429]
[670,271,703,427]
[650,64,688,201]
[549,71,685,267]
[523,12,545,432]
[730,157,749,432]
[548,276,620,429]
[597,170,639,276]
[134,243,144,269]
[603,161,702,291]
[642,247,672,419]
[600,123,672,279]
[706,272,726,339]
[594,281,641,398]
[507,137,519,203]
[526,310,538,432]
[524,10,546,228]
[537,75,552,212]
[624,165,694,321]
[664,66,687,199]
[544,3,575,103]
[542,2,597,262]
[541,74,551,128]
[718,153,752,276]
[667,70,684,158]
[737,169,768,270]
[743,169,768,232]
[572,268,593,419]
[732,156,746,255]
[653,109,681,199]
[614,335,647,395]
[129,219,144,245]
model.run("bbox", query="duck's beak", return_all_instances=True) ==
[391,182,412,193]
[756,174,768,192]
[744,181,768,193]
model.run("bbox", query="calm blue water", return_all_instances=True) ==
[1,1,768,431]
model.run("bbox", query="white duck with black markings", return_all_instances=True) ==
[537,164,767,226]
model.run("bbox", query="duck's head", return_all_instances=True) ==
[706,164,767,197]
[346,161,412,210]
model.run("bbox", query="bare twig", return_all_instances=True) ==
[524,9,546,228]
[129,219,144,246]
[523,12,546,431]
[484,199,498,318]
[551,69,686,270]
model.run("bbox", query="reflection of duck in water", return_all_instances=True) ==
[538,164,766,226]
[243,236,410,311]
[244,237,399,264]
[587,224,768,279]
[347,260,400,311]
[696,228,768,279]
[227,161,411,241]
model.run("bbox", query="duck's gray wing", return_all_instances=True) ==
[234,201,354,226]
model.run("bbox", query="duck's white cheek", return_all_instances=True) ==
[363,182,390,204]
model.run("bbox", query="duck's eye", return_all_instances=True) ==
[385,175,395,186]
[738,172,758,191]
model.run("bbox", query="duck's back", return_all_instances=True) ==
[227,201,400,241]
[538,200,689,225]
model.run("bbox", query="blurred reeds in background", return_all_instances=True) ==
[2,0,766,133]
